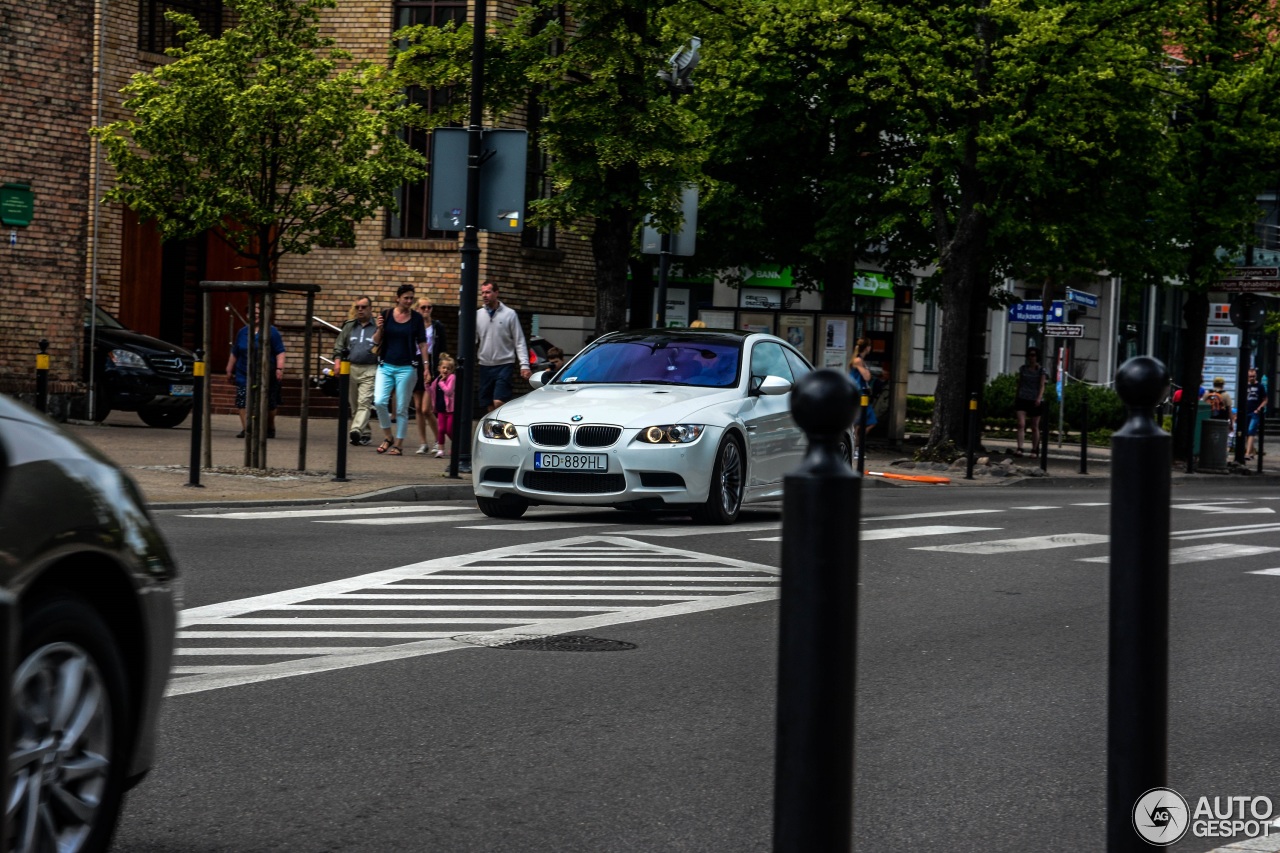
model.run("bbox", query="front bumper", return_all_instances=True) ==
[473,424,725,507]
[101,367,195,412]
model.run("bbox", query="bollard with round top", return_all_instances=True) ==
[1107,356,1172,853]
[775,369,859,853]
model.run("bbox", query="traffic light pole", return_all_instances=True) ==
[450,0,486,478]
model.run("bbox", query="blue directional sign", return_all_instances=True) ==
[1008,300,1065,323]
[1065,288,1099,308]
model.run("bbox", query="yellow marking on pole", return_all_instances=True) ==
[969,399,978,410]
[35,354,49,371]
[340,360,350,375]
[193,361,206,377]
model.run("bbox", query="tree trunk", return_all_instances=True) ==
[822,258,854,314]
[1173,291,1210,463]
[592,210,635,336]
[927,213,988,451]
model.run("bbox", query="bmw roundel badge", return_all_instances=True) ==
[571,415,584,422]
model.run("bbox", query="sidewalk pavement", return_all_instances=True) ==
[61,412,1280,510]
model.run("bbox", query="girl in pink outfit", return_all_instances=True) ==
[426,353,456,458]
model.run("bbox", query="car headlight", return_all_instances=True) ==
[482,419,519,440]
[109,348,147,368]
[637,424,705,444]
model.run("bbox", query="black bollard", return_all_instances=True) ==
[1258,410,1265,474]
[334,355,350,483]
[966,393,978,480]
[0,590,13,850]
[34,338,49,413]
[856,389,868,475]
[1080,393,1089,475]
[1107,356,1172,852]
[186,349,205,488]
[775,369,860,853]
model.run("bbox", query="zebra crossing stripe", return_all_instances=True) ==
[1079,543,1280,564]
[751,525,999,543]
[168,535,778,696]
[182,505,469,520]
[914,533,1108,554]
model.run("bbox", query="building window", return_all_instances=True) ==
[923,300,937,372]
[521,91,555,250]
[388,1,466,240]
[138,0,222,53]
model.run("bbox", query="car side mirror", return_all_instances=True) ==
[753,374,793,397]
[529,369,552,389]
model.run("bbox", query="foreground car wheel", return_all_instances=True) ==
[477,495,529,519]
[137,406,190,428]
[695,436,744,525]
[10,598,129,853]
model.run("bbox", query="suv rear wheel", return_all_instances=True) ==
[138,406,190,429]
[11,597,130,853]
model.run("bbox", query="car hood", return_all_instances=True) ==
[89,325,195,359]
[494,384,744,427]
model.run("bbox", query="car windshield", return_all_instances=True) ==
[554,338,742,388]
[85,301,127,330]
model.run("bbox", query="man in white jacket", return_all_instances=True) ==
[476,280,532,411]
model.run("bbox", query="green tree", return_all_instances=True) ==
[1156,0,1280,462]
[392,1,706,333]
[93,0,426,282]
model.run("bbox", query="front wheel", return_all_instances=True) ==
[138,406,190,428]
[477,495,529,519]
[694,436,745,525]
[11,597,131,853]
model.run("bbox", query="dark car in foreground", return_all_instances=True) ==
[0,394,178,852]
[84,301,197,427]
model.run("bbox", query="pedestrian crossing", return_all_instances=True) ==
[172,496,1280,697]
[169,535,779,696]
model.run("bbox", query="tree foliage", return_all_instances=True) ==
[93,0,426,280]
[393,1,707,333]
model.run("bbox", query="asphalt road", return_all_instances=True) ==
[109,485,1280,852]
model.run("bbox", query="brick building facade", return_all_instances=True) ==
[3,0,596,414]
[0,0,98,409]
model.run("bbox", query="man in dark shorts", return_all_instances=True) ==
[1014,348,1046,457]
[475,281,532,411]
[225,308,286,438]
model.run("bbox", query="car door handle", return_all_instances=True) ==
[746,425,757,431]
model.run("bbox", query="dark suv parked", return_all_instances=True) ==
[84,301,197,428]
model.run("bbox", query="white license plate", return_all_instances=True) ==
[170,384,194,397]
[533,452,607,472]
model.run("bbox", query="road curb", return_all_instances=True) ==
[149,482,476,510]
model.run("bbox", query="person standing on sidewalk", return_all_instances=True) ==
[372,284,427,456]
[226,307,286,439]
[333,296,378,446]
[1243,368,1268,460]
[426,353,456,457]
[1014,348,1047,457]
[413,297,448,455]
[476,280,531,412]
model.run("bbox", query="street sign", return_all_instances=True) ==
[428,128,528,232]
[1221,266,1280,292]
[1045,323,1084,338]
[1008,300,1065,323]
[641,185,699,256]
[0,183,33,227]
[1065,288,1099,308]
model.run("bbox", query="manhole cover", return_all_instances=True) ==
[453,633,636,652]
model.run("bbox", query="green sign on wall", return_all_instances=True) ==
[0,183,33,227]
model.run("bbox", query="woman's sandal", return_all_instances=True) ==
[376,439,392,454]
[388,445,403,456]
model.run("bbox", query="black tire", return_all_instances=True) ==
[137,407,190,428]
[12,596,131,853]
[839,435,853,469]
[89,391,111,424]
[694,435,745,525]
[477,495,529,519]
